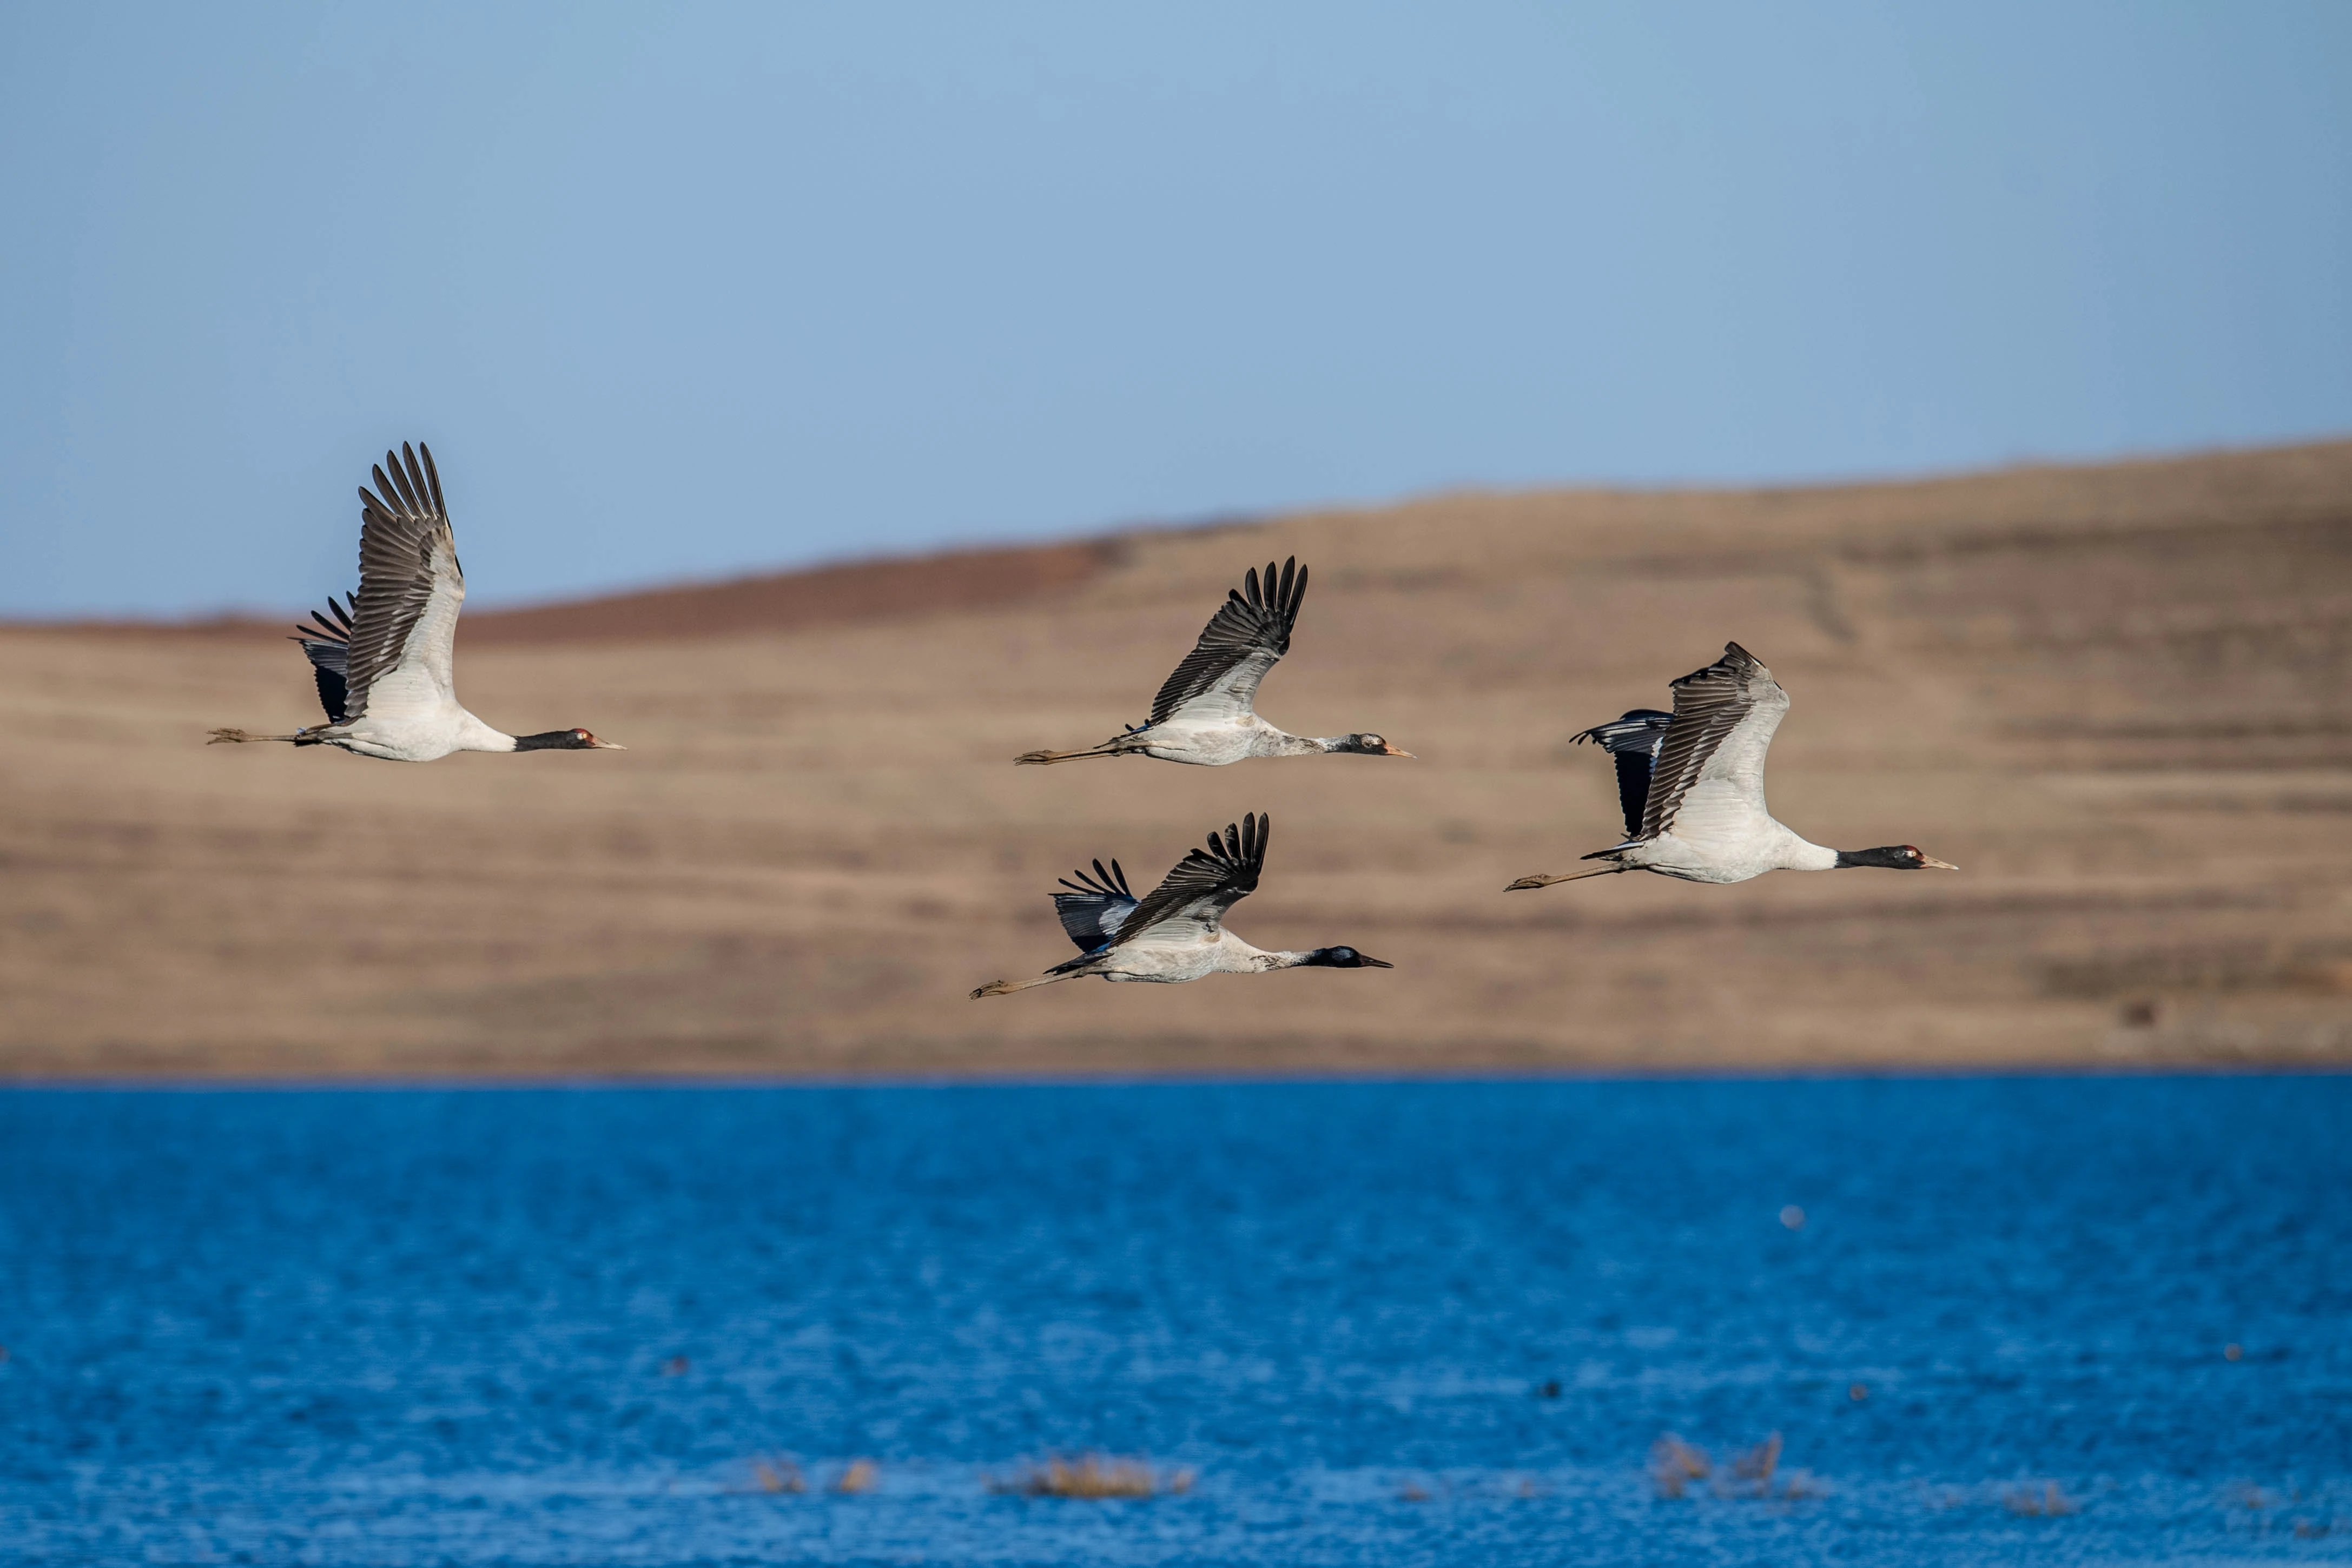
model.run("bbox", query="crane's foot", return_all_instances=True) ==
[1505,868,1620,891]
[1014,747,1120,765]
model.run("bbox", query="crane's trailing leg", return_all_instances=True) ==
[207,727,307,745]
[970,975,1071,998]
[1505,866,1627,892]
[1014,745,1126,766]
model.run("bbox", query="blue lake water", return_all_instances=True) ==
[1,1077,2346,1566]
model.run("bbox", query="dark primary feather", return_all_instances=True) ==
[1639,643,1776,840]
[290,593,355,723]
[1147,559,1307,726]
[1052,857,1138,952]
[1113,813,1270,944]
[1571,707,1672,841]
[342,442,459,722]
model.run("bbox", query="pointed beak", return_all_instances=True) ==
[1359,955,1394,968]
[1922,856,1958,870]
[1384,745,1416,758]
[591,739,628,750]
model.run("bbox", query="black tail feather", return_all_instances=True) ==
[1571,709,1671,840]
[290,592,356,724]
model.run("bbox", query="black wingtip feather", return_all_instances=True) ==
[418,443,444,515]
[1204,811,1268,870]
[404,444,430,512]
[367,464,400,520]
[1569,709,1673,750]
[1056,857,1134,899]
[387,447,419,513]
[294,593,356,646]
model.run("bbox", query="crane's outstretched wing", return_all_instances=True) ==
[1052,858,1138,952]
[1114,813,1269,947]
[1148,560,1306,727]
[290,593,356,724]
[1570,707,1673,841]
[1636,643,1789,848]
[342,442,465,724]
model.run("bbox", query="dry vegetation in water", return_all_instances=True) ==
[1650,1434,1713,1499]
[2003,1480,2082,1516]
[988,1454,1193,1499]
[1651,1432,1825,1503]
[747,1457,805,1494]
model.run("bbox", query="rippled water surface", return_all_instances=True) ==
[2,1077,2346,1566]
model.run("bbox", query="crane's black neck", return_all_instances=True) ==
[513,729,595,751]
[1291,945,1391,968]
[1834,845,1918,869]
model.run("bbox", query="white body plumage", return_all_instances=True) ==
[1128,715,1350,766]
[1091,931,1324,983]
[314,708,527,764]
[1602,822,1839,885]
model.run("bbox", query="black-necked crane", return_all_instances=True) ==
[1508,642,1956,889]
[208,443,623,763]
[1015,558,1412,766]
[971,813,1392,996]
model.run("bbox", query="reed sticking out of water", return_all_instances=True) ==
[1650,1435,1711,1498]
[989,1454,1193,1499]
[1729,1432,1782,1494]
[750,1457,805,1494]
[2003,1481,2079,1517]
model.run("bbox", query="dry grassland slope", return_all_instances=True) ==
[2,442,2348,1076]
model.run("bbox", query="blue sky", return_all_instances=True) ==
[3,3,2347,617]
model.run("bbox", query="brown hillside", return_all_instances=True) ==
[2,442,2348,1078]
